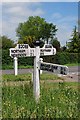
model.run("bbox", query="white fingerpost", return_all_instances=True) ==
[40,58,43,74]
[14,57,18,76]
[33,46,40,102]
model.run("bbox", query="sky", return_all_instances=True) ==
[1,2,78,46]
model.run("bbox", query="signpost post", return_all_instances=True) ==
[33,46,40,102]
[14,57,18,76]
[10,43,69,102]
[40,58,43,74]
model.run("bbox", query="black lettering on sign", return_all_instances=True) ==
[18,44,28,49]
[11,54,27,58]
[40,49,51,52]
[40,52,44,56]
[45,49,51,52]
[45,45,52,48]
[51,65,58,72]
[11,50,16,53]
[53,49,54,54]
[40,63,53,71]
[60,67,67,75]
[11,49,26,53]
[40,63,68,75]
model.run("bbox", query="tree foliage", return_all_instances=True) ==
[67,26,79,53]
[51,38,61,52]
[18,35,36,47]
[1,36,14,49]
[16,16,57,45]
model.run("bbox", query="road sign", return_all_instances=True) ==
[40,62,69,75]
[43,44,53,48]
[10,48,30,57]
[9,43,57,102]
[10,44,56,58]
[10,48,36,57]
[30,48,36,56]
[15,44,30,49]
[40,48,56,56]
[40,44,56,56]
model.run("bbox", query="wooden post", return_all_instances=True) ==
[33,46,40,102]
[14,57,18,76]
[40,58,43,74]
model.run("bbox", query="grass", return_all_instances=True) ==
[2,65,33,70]
[2,82,80,119]
[65,63,80,66]
[2,73,80,118]
[2,73,32,82]
[2,73,63,82]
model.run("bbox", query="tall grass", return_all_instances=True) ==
[2,82,79,119]
[3,73,63,82]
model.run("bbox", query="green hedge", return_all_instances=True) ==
[2,49,79,69]
[2,49,13,65]
[43,52,78,65]
[2,49,34,68]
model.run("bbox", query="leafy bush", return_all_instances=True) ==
[43,52,78,65]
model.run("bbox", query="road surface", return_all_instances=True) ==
[1,66,80,82]
[1,66,79,75]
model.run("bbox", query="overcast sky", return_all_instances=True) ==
[1,2,78,46]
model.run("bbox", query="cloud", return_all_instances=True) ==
[52,13,77,24]
[7,6,23,14]
[3,2,43,16]
[2,2,44,41]
[1,2,78,46]
[0,4,2,35]
[52,13,62,19]
[51,12,77,46]
[56,16,77,24]
[0,22,2,35]
[57,24,72,46]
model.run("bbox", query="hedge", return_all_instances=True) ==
[2,49,34,68]
[2,49,79,69]
[43,52,79,65]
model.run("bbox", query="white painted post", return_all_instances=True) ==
[33,46,40,102]
[14,57,18,76]
[40,58,43,74]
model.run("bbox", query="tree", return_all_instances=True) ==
[51,38,61,52]
[61,46,67,52]
[0,36,2,49]
[18,35,36,47]
[67,26,79,53]
[16,16,57,45]
[1,36,14,49]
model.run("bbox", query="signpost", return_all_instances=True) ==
[40,44,56,56]
[40,62,69,75]
[10,43,69,102]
